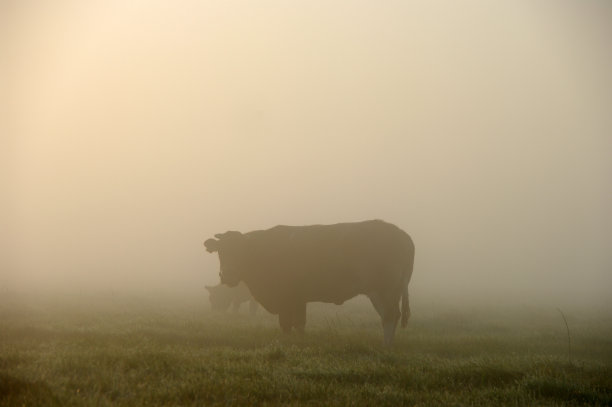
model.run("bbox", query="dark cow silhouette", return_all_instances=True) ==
[205,282,258,315]
[204,220,415,345]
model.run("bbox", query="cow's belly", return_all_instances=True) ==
[302,278,364,305]
[308,292,359,305]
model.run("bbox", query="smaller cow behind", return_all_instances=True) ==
[205,282,259,315]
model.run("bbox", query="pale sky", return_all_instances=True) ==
[2,0,611,307]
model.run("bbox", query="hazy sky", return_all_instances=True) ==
[2,0,611,307]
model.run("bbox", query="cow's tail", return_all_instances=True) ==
[401,285,410,328]
[401,245,415,329]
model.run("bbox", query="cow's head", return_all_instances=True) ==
[204,231,245,287]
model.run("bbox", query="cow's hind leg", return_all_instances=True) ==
[292,302,307,334]
[368,292,401,346]
[382,308,400,346]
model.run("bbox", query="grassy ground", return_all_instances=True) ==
[0,293,611,406]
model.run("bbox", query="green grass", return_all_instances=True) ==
[1,294,611,406]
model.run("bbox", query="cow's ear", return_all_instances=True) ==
[204,238,220,253]
[205,285,215,292]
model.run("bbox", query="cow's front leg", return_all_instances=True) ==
[278,310,293,333]
[292,302,307,333]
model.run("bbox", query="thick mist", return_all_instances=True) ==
[2,0,611,308]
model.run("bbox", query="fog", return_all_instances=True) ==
[2,0,611,309]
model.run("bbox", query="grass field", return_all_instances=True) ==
[1,293,611,406]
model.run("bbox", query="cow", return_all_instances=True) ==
[204,220,415,345]
[205,281,259,315]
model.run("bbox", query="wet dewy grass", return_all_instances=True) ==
[0,373,61,407]
[0,297,611,406]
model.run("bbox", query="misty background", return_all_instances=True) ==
[2,1,611,309]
